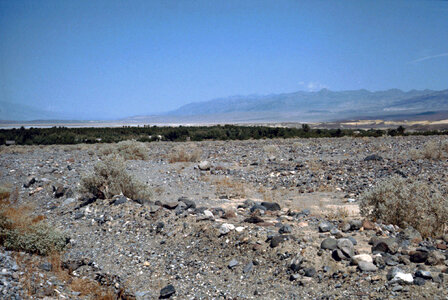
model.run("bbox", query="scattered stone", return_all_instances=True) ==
[321,238,338,250]
[270,235,288,248]
[203,210,214,218]
[398,226,422,244]
[414,277,426,286]
[351,254,373,265]
[364,154,383,161]
[304,267,316,277]
[290,255,303,272]
[244,216,264,224]
[53,184,66,198]
[357,261,377,272]
[388,267,413,284]
[39,262,52,272]
[371,238,398,254]
[415,270,432,279]
[260,202,281,211]
[159,284,175,299]
[198,161,211,171]
[243,262,254,274]
[409,251,428,263]
[349,219,363,231]
[362,219,376,230]
[426,250,445,266]
[219,223,235,235]
[178,197,196,209]
[23,176,36,188]
[279,224,292,234]
[319,221,333,232]
[228,259,239,269]
[337,238,354,258]
[162,201,178,209]
[112,196,127,206]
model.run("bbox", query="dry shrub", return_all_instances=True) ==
[360,176,448,238]
[79,154,151,201]
[168,144,202,163]
[70,277,115,299]
[99,140,149,160]
[410,139,448,160]
[214,177,247,198]
[0,186,67,255]
[0,145,36,155]
[326,207,349,221]
[263,144,279,157]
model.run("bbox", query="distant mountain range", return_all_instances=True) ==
[127,88,448,123]
[2,88,448,123]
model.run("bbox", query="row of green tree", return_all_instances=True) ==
[0,124,446,145]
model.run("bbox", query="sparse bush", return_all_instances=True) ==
[360,176,448,238]
[99,140,149,160]
[168,144,202,163]
[3,223,67,255]
[0,186,67,255]
[410,139,448,160]
[263,144,279,157]
[79,154,151,200]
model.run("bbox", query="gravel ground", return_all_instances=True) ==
[0,135,447,299]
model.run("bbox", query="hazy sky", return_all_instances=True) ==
[1,0,448,119]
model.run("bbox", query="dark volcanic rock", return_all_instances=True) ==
[364,154,383,161]
[244,216,264,224]
[261,202,281,211]
[159,284,175,299]
[410,251,429,263]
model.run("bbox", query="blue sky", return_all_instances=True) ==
[1,0,447,119]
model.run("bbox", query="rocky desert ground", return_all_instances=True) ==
[1,135,448,299]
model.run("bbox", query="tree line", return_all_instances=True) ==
[0,124,446,145]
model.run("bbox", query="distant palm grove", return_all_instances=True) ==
[0,125,446,145]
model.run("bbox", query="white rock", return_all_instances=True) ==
[198,161,211,170]
[391,272,414,284]
[235,226,245,233]
[351,254,373,265]
[204,210,214,218]
[219,223,235,235]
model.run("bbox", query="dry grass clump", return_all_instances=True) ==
[326,207,350,221]
[410,139,448,160]
[263,144,279,157]
[0,186,67,255]
[214,177,247,198]
[360,176,448,238]
[0,145,36,155]
[79,154,151,201]
[168,144,203,163]
[99,140,149,160]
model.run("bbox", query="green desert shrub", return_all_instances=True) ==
[360,176,448,238]
[3,223,67,255]
[79,154,151,200]
[0,186,67,255]
[99,140,149,160]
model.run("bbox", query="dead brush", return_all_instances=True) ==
[69,277,116,299]
[79,154,151,201]
[99,140,149,160]
[213,177,247,198]
[168,144,202,163]
[360,175,448,238]
[410,139,448,160]
[326,207,350,221]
